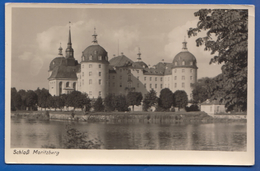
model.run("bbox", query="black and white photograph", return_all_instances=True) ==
[5,4,254,165]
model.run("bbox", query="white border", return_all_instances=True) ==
[5,3,255,165]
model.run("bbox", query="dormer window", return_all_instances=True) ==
[182,61,185,65]
[98,56,102,60]
[190,61,193,65]
[94,51,97,54]
[89,55,93,60]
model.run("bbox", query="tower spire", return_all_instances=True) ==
[66,21,74,58]
[182,36,188,51]
[137,47,142,61]
[92,27,98,44]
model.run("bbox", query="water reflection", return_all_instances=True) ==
[11,118,246,151]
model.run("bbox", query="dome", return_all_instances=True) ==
[81,44,109,64]
[49,57,66,71]
[172,51,197,68]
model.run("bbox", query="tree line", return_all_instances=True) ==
[11,87,192,112]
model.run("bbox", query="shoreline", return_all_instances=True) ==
[11,111,247,124]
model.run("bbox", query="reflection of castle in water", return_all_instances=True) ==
[48,26,198,99]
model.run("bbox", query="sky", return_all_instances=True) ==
[11,6,222,91]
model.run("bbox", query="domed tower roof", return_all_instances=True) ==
[49,45,66,71]
[172,39,198,69]
[81,28,109,64]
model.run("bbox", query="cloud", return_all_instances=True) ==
[18,51,33,60]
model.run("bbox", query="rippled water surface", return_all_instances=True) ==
[11,118,246,151]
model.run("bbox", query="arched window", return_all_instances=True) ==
[73,82,76,91]
[59,82,62,95]
[89,55,93,60]
[190,61,193,65]
[98,56,102,60]
[182,61,185,65]
[66,82,69,87]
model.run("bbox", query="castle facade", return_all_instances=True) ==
[48,27,198,100]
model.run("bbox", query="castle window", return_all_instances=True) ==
[82,64,84,68]
[175,83,177,88]
[190,76,193,80]
[160,84,163,88]
[82,79,84,85]
[150,84,152,88]
[120,83,122,87]
[182,83,185,88]
[190,61,193,65]
[120,75,122,80]
[89,55,93,60]
[182,69,185,73]
[66,82,69,87]
[89,79,92,84]
[82,72,84,76]
[144,83,146,88]
[144,77,146,81]
[99,64,101,68]
[89,91,92,96]
[155,77,157,81]
[89,72,92,76]
[182,61,185,65]
[137,76,139,80]
[175,62,177,66]
[89,64,92,68]
[150,77,152,81]
[160,77,163,81]
[94,51,97,54]
[99,72,101,76]
[98,56,102,60]
[99,91,101,96]
[182,76,185,80]
[175,76,177,80]
[175,69,177,73]
[190,69,193,73]
[99,79,101,85]
[155,84,157,88]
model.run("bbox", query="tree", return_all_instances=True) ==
[126,92,143,111]
[66,91,89,110]
[115,95,129,112]
[188,9,248,111]
[25,90,38,111]
[158,88,173,110]
[11,88,22,110]
[38,88,51,110]
[18,89,27,110]
[104,94,116,112]
[142,89,158,111]
[93,97,104,112]
[174,90,188,111]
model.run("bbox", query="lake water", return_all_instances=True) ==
[11,118,247,151]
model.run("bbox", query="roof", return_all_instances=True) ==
[49,57,66,71]
[81,44,109,64]
[48,65,78,80]
[133,61,148,69]
[201,99,224,105]
[109,55,133,67]
[172,51,197,69]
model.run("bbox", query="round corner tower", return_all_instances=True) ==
[80,28,109,99]
[171,39,198,100]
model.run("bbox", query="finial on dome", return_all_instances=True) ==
[182,36,188,51]
[58,43,63,56]
[92,27,98,44]
[137,47,142,61]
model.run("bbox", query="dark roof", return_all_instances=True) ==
[172,51,197,69]
[82,44,109,64]
[144,62,173,75]
[133,61,148,69]
[48,65,78,80]
[109,55,133,67]
[49,57,66,71]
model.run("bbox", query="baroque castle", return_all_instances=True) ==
[48,26,198,100]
